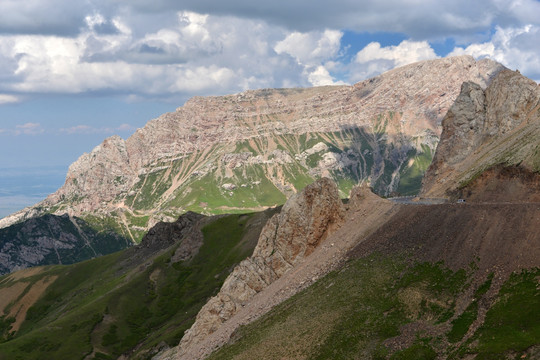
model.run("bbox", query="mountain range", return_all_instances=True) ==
[0,56,538,360]
[0,55,505,275]
[1,56,502,235]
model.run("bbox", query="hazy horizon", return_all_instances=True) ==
[0,166,67,218]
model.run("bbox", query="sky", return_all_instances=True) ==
[1,0,540,218]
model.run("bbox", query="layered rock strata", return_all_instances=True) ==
[1,56,505,234]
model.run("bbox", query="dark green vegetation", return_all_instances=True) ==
[0,211,273,360]
[0,214,130,275]
[456,269,540,359]
[208,256,539,360]
[397,144,434,196]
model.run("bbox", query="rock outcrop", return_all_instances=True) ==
[175,178,345,356]
[421,69,540,197]
[1,56,505,241]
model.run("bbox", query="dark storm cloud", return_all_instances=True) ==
[121,0,540,40]
[0,1,90,36]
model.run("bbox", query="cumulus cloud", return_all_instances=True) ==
[449,25,540,81]
[274,29,344,86]
[350,40,439,82]
[274,30,342,65]
[0,3,539,103]
[0,9,345,99]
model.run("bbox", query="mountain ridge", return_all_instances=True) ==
[1,56,505,243]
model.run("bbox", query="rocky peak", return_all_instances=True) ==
[175,178,345,356]
[484,69,540,135]
[47,135,135,208]
[421,69,540,197]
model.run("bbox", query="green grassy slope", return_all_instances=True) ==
[208,255,539,360]
[0,210,276,360]
[0,214,130,275]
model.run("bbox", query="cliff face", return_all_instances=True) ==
[0,56,504,241]
[421,69,540,197]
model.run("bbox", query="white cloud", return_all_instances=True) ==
[0,94,20,104]
[0,5,539,103]
[274,29,342,65]
[15,122,43,135]
[355,40,438,67]
[350,40,439,82]
[449,25,540,81]
[307,66,336,86]
[0,11,330,98]
[274,29,343,86]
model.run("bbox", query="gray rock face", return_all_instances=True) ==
[430,81,487,167]
[421,69,540,197]
[176,178,345,355]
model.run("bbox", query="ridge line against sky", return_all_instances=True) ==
[1,0,540,217]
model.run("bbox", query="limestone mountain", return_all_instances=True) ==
[1,56,504,244]
[159,67,540,360]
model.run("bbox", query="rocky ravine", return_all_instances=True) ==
[421,68,540,197]
[1,56,504,243]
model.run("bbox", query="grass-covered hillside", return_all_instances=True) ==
[0,209,277,360]
[209,255,539,360]
[0,214,131,276]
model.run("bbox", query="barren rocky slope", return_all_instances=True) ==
[421,68,540,197]
[204,186,540,360]
[1,56,504,244]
